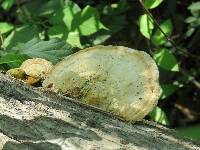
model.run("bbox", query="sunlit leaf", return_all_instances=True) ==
[149,106,169,125]
[188,2,200,11]
[3,25,39,49]
[49,4,81,31]
[72,5,107,36]
[0,22,14,34]
[48,25,68,39]
[152,19,173,46]
[144,0,163,9]
[1,0,14,11]
[139,14,154,39]
[66,31,82,48]
[153,48,179,72]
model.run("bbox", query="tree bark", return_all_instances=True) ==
[0,73,199,150]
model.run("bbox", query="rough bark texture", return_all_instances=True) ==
[0,73,199,150]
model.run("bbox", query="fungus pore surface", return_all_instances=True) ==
[43,46,160,122]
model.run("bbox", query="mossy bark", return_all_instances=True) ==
[0,73,199,150]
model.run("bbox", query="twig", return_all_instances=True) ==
[180,69,200,90]
[138,0,200,60]
[138,0,200,89]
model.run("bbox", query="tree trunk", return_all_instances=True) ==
[0,73,199,150]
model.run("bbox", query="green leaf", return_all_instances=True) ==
[185,16,197,24]
[49,5,106,46]
[149,106,169,125]
[152,19,173,46]
[49,4,81,31]
[3,25,39,49]
[48,25,68,39]
[0,52,26,68]
[153,48,179,71]
[66,31,82,48]
[139,14,154,39]
[72,5,106,36]
[144,0,163,9]
[160,84,179,99]
[13,38,74,64]
[188,2,200,11]
[36,0,61,16]
[0,22,14,34]
[1,0,14,11]
[48,3,81,46]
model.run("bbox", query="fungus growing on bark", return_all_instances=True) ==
[43,46,160,122]
[6,68,26,79]
[20,58,53,79]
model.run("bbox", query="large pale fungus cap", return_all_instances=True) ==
[43,46,160,122]
[20,58,53,79]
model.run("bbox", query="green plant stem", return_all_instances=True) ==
[0,32,5,50]
[138,0,200,89]
[138,0,200,60]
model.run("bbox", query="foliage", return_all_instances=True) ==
[185,1,200,37]
[0,0,199,140]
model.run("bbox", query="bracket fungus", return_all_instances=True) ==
[20,58,53,79]
[6,58,53,85]
[43,46,160,122]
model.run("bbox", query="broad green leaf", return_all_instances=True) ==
[185,28,195,38]
[152,19,173,46]
[144,0,163,9]
[48,3,81,43]
[48,25,68,39]
[185,16,197,24]
[1,0,14,11]
[66,31,82,48]
[72,5,106,36]
[13,38,74,63]
[37,0,61,16]
[149,106,169,125]
[0,52,26,67]
[0,22,14,34]
[160,84,179,99]
[188,2,200,11]
[48,26,82,48]
[153,48,179,71]
[139,14,154,39]
[3,25,39,49]
[49,4,81,30]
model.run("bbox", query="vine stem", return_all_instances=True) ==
[138,0,200,60]
[138,0,200,89]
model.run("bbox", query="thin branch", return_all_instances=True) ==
[138,0,200,60]
[138,0,200,89]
